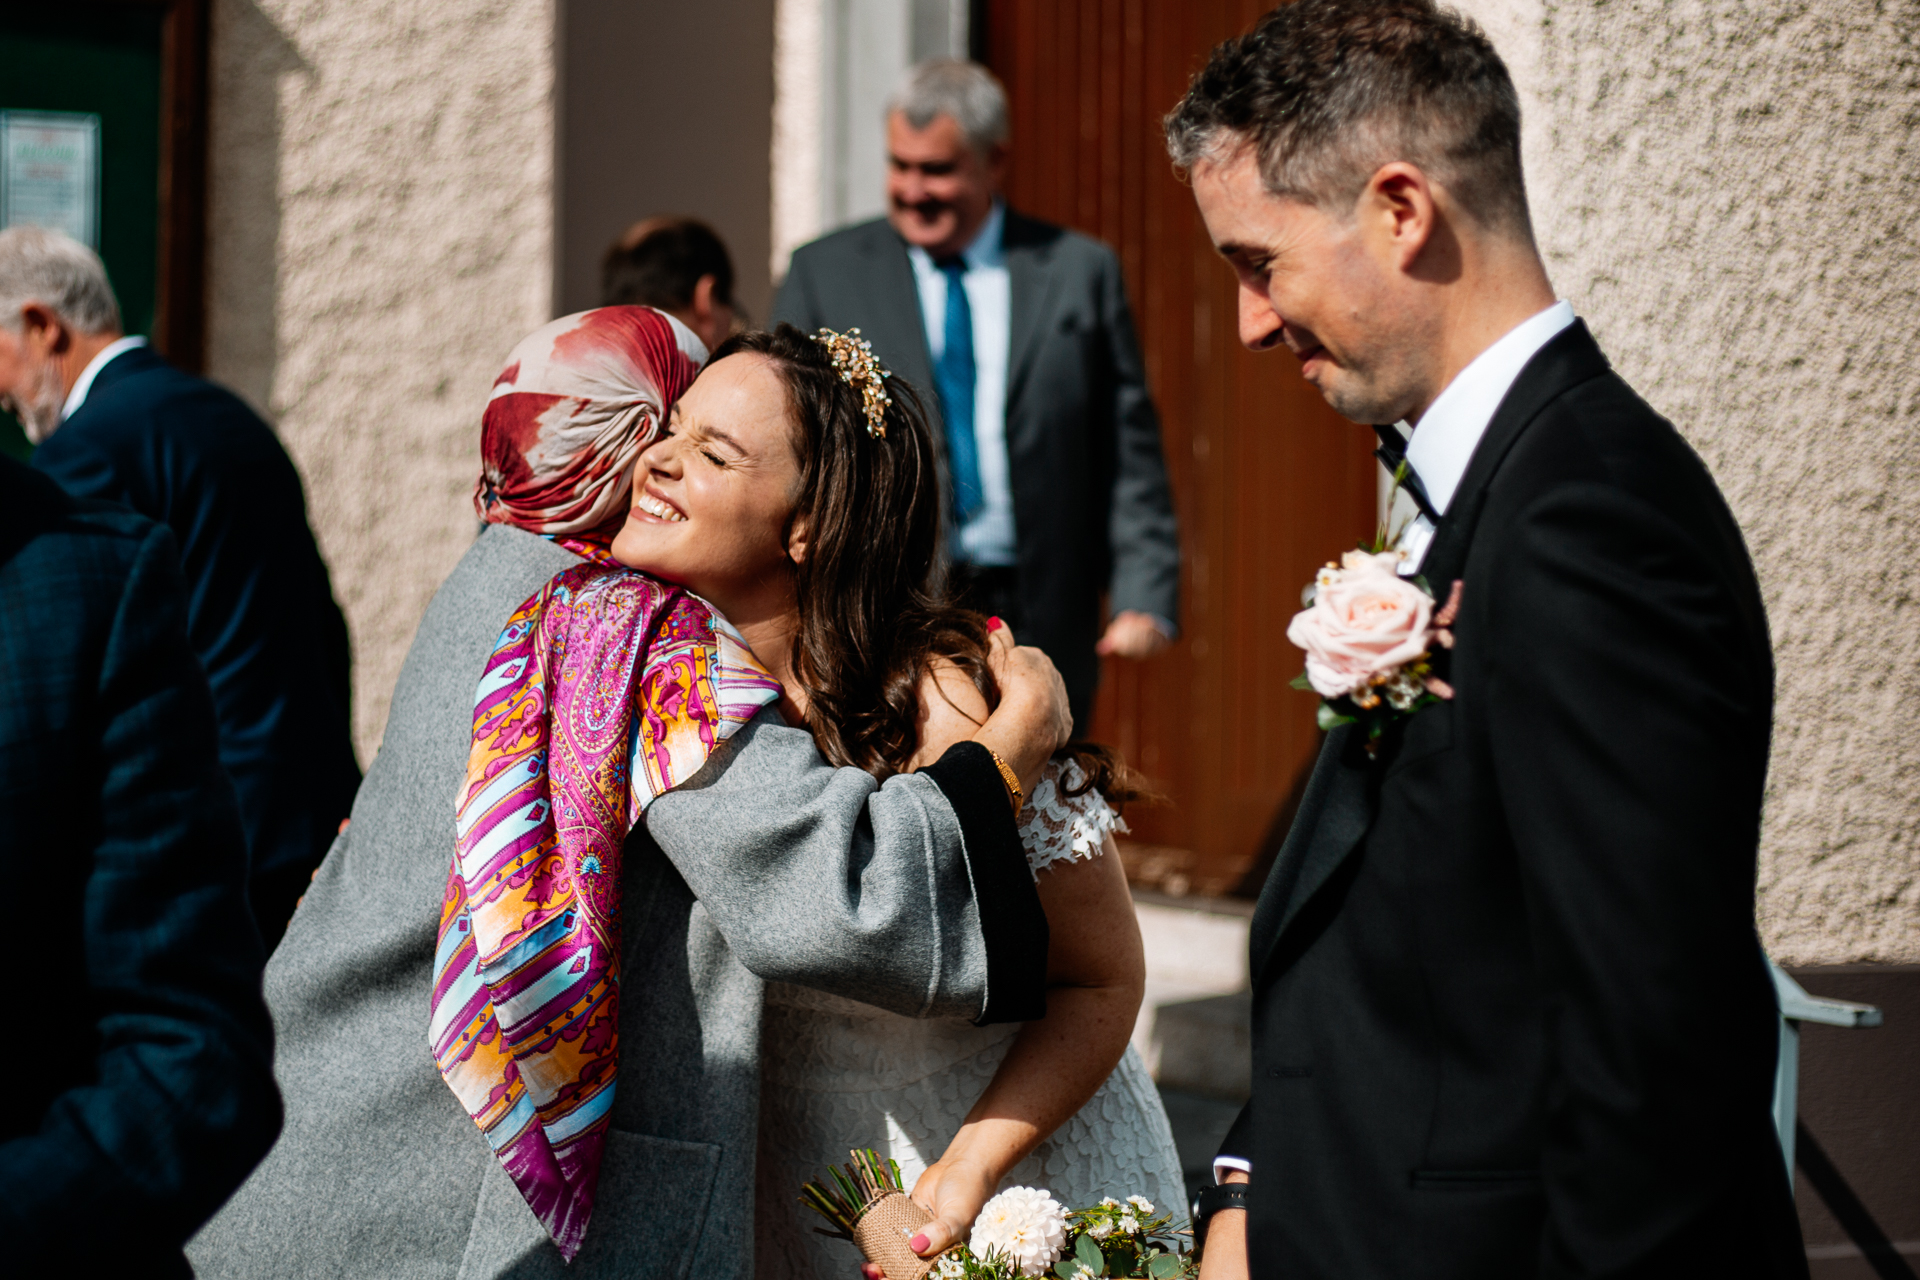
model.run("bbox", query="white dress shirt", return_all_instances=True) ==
[907,200,1015,566]
[1212,300,1576,1191]
[1395,300,1576,573]
[60,334,149,422]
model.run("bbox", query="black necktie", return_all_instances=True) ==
[1372,424,1438,521]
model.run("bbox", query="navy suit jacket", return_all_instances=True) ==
[33,346,360,937]
[0,457,281,1273]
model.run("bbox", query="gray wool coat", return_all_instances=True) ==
[189,524,1045,1280]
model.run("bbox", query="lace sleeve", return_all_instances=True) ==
[1018,758,1129,879]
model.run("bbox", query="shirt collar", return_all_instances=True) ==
[1403,300,1575,515]
[61,334,148,421]
[906,198,1007,273]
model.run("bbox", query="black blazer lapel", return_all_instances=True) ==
[1418,320,1612,586]
[1249,723,1375,986]
[1003,210,1062,415]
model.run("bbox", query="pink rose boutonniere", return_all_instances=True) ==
[1287,547,1462,741]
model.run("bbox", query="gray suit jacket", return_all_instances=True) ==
[188,524,1044,1279]
[772,212,1180,723]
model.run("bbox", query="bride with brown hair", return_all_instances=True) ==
[609,324,1182,1276]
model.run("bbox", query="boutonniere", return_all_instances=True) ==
[1288,465,1461,744]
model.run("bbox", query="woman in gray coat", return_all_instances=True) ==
[189,308,1069,1280]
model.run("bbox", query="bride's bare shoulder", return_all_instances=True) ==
[908,658,990,770]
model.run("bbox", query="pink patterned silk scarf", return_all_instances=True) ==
[429,543,781,1259]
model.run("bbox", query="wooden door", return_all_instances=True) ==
[984,0,1378,895]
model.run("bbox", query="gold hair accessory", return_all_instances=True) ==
[812,327,892,438]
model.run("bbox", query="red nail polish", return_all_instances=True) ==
[986,616,1004,632]
[909,1234,930,1253]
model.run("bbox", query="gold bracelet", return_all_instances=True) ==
[986,748,1025,816]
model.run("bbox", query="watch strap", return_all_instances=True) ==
[1196,1181,1249,1222]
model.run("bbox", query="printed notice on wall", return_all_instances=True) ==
[0,112,102,248]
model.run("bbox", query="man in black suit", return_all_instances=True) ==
[0,226,360,944]
[0,454,281,1273]
[773,59,1180,729]
[1166,3,1805,1277]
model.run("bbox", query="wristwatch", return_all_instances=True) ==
[1192,1181,1249,1253]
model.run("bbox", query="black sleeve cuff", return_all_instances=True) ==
[921,742,1048,1025]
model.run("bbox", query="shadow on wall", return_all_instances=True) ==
[205,0,306,418]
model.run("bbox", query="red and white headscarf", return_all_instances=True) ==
[475,306,706,536]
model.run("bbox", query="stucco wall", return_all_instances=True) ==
[1460,0,1920,962]
[206,0,557,765]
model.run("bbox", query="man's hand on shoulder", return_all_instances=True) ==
[1096,610,1173,659]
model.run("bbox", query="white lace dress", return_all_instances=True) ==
[754,760,1185,1278]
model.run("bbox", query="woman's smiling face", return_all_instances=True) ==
[610,352,806,613]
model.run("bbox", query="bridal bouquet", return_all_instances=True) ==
[802,1151,1193,1280]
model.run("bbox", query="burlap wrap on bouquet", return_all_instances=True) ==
[851,1192,951,1280]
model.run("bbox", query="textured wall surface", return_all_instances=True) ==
[1459,0,1920,962]
[206,0,557,764]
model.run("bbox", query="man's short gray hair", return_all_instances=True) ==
[888,58,1009,153]
[0,225,122,334]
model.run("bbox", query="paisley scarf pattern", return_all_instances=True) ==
[429,546,781,1258]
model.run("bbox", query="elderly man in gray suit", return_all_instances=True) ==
[773,59,1181,731]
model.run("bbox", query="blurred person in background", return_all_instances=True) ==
[0,453,281,1275]
[0,226,360,947]
[601,215,741,353]
[774,58,1181,732]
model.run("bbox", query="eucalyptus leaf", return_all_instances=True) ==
[1148,1253,1183,1278]
[1075,1232,1105,1273]
[1317,703,1356,731]
[1055,1261,1080,1279]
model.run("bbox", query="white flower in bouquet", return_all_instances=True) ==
[1119,1213,1140,1235]
[970,1186,1070,1277]
[1126,1195,1154,1215]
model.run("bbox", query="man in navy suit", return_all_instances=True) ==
[0,453,281,1273]
[0,226,360,944]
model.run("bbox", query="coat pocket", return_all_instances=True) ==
[457,1130,722,1280]
[1382,698,1454,779]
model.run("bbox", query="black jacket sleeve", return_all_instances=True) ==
[1484,482,1782,1275]
[0,523,282,1267]
[920,742,1049,1024]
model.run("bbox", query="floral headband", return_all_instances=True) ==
[812,327,892,438]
